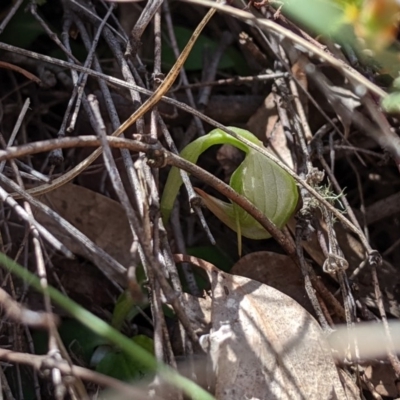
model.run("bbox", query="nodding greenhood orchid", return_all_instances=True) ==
[161,127,299,254]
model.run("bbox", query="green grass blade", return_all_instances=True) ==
[0,252,215,400]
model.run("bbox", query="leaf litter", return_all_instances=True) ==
[1,0,400,399]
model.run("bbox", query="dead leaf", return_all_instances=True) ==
[247,92,294,169]
[287,217,400,318]
[291,59,309,120]
[36,183,132,266]
[231,251,314,315]
[338,369,361,400]
[216,144,245,183]
[34,184,131,286]
[181,292,212,335]
[180,255,349,400]
[364,364,398,398]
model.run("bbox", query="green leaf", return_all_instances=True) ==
[1,1,45,48]
[111,290,137,331]
[161,127,254,222]
[95,335,154,382]
[161,127,298,253]
[186,245,233,272]
[162,26,248,74]
[59,319,107,364]
[0,253,215,400]
[381,91,400,113]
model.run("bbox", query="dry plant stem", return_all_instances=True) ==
[288,58,346,142]
[161,2,212,241]
[383,237,400,257]
[278,46,313,145]
[66,4,114,134]
[238,30,269,68]
[0,174,127,286]
[126,0,164,56]
[13,163,80,399]
[171,204,202,296]
[0,45,370,252]
[156,101,215,246]
[151,280,170,392]
[87,94,144,258]
[308,64,399,164]
[322,208,353,318]
[29,2,80,65]
[0,349,163,400]
[157,119,202,294]
[76,17,146,217]
[371,264,400,377]
[163,0,204,135]
[0,0,24,34]
[314,291,335,327]
[166,152,296,255]
[183,0,386,97]
[69,0,126,44]
[0,136,156,161]
[360,373,384,400]
[88,98,199,344]
[313,278,344,322]
[0,3,217,197]
[362,94,400,169]
[0,185,72,258]
[316,147,363,233]
[178,72,289,89]
[159,229,192,315]
[10,164,68,399]
[184,32,235,239]
[144,9,175,373]
[148,17,174,373]
[346,156,368,239]
[56,6,95,164]
[0,366,14,400]
[4,165,48,183]
[0,42,373,153]
[0,98,31,173]
[15,160,51,183]
[0,287,58,329]
[101,23,145,134]
[152,236,182,384]
[150,6,193,354]
[0,60,41,84]
[12,323,24,400]
[294,229,332,331]
[0,135,295,257]
[197,31,233,109]
[272,91,295,150]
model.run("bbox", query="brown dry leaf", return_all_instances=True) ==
[194,258,348,400]
[231,251,313,315]
[364,364,398,398]
[37,183,132,266]
[291,58,309,119]
[338,369,361,400]
[287,217,400,318]
[181,292,212,335]
[247,92,294,169]
[216,144,245,183]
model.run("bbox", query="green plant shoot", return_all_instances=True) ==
[161,127,299,253]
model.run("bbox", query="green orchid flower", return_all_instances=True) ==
[161,127,298,253]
